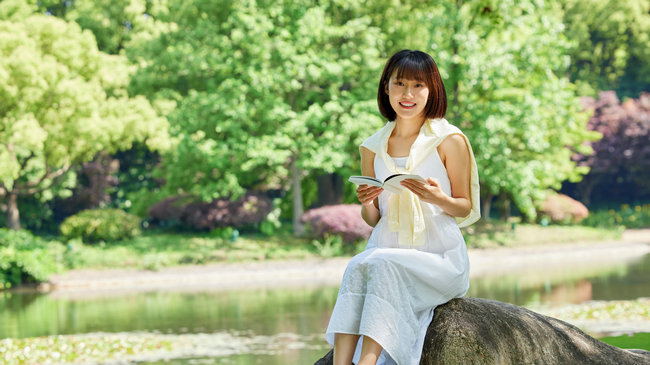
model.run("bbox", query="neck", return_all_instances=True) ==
[392,117,426,137]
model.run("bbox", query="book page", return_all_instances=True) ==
[348,176,383,187]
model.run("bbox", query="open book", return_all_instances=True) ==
[348,174,426,195]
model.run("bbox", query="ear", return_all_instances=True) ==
[384,82,389,95]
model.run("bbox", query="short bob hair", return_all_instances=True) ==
[377,50,447,121]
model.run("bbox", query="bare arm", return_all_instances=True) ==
[400,134,472,218]
[357,146,382,227]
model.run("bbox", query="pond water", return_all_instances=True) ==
[1,253,649,364]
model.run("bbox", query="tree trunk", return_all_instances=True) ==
[317,173,343,207]
[482,189,494,221]
[577,177,597,207]
[499,192,511,220]
[7,192,21,230]
[291,159,304,236]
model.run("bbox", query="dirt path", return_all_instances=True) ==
[45,229,650,297]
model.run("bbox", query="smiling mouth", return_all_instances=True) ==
[399,102,416,109]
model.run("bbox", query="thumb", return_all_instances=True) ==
[426,177,439,186]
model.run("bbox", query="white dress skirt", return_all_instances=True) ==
[325,150,470,365]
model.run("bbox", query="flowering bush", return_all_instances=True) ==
[301,204,372,243]
[147,192,272,230]
[60,209,141,243]
[539,193,589,224]
[566,92,650,205]
[582,204,650,229]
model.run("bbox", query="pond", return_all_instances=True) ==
[1,253,649,364]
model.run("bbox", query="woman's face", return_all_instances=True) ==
[386,70,430,122]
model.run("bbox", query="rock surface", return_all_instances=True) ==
[314,297,650,365]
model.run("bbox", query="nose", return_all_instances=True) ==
[403,86,414,96]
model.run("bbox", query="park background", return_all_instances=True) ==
[0,0,649,363]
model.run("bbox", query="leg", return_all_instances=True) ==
[358,336,383,365]
[334,333,360,365]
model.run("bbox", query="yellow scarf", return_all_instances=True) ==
[360,118,480,247]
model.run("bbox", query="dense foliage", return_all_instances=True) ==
[431,0,599,220]
[0,0,648,233]
[560,0,650,98]
[0,228,64,289]
[147,192,272,230]
[582,204,650,229]
[60,209,141,243]
[563,92,650,206]
[0,0,169,230]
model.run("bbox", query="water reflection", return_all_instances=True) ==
[0,254,648,363]
[0,287,339,340]
[468,253,650,306]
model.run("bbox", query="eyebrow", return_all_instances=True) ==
[394,78,426,83]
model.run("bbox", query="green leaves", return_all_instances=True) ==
[2,0,622,228]
[133,0,384,202]
[0,8,169,228]
[561,0,650,98]
[422,0,599,219]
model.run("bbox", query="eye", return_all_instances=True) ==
[416,83,424,88]
[395,81,404,86]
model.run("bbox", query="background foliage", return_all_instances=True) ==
[1,0,649,235]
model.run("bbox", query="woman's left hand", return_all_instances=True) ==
[400,178,446,205]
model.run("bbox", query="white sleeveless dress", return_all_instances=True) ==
[325,149,470,365]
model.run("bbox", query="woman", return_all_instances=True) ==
[325,49,480,365]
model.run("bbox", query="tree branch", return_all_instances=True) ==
[14,164,71,195]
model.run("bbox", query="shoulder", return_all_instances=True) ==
[360,124,388,154]
[438,134,470,163]
[360,145,375,158]
[440,134,467,149]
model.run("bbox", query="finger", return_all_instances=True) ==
[403,185,423,198]
[362,191,382,205]
[360,188,382,202]
[400,181,422,194]
[426,178,439,186]
[401,180,424,190]
[367,189,383,199]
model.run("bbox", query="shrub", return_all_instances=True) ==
[60,209,141,243]
[0,229,64,289]
[538,193,589,224]
[301,204,372,243]
[582,204,650,229]
[147,192,273,231]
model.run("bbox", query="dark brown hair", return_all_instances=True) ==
[377,50,447,121]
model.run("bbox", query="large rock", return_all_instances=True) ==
[315,297,650,365]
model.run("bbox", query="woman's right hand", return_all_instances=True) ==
[356,185,383,206]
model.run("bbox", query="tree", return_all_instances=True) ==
[36,0,169,55]
[314,0,601,220]
[128,0,384,235]
[0,1,169,229]
[420,0,599,219]
[563,91,650,206]
[559,0,650,98]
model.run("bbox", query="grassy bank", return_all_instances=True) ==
[61,223,623,271]
[464,221,624,249]
[0,223,626,289]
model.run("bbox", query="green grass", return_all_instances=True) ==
[62,227,365,271]
[600,332,650,351]
[464,221,623,249]
[58,222,625,272]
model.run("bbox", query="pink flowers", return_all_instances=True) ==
[301,204,373,243]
